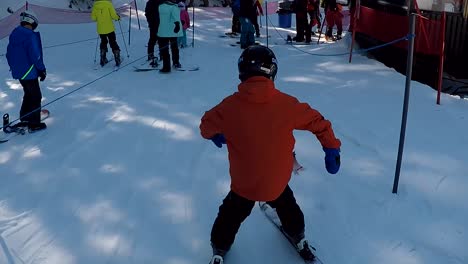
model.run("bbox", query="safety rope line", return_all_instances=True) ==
[0,31,129,57]
[266,15,415,56]
[2,53,147,130]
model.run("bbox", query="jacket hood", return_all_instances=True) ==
[237,76,279,104]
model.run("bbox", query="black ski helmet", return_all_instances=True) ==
[238,45,278,82]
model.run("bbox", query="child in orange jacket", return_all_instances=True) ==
[200,45,341,264]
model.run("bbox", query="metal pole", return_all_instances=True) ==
[128,6,132,46]
[265,0,268,47]
[392,13,416,194]
[118,20,130,58]
[93,36,99,64]
[134,0,141,30]
[436,11,446,105]
[192,6,195,47]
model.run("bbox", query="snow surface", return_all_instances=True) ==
[1,3,468,264]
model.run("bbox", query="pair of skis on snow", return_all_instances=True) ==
[0,109,50,144]
[258,202,324,264]
[210,202,323,264]
[209,155,323,264]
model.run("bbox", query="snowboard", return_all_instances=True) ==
[258,202,324,264]
[1,109,50,143]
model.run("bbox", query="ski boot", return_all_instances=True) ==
[282,229,316,262]
[296,238,317,261]
[286,35,293,44]
[28,122,47,133]
[2,113,9,131]
[148,54,158,68]
[173,62,182,69]
[100,49,108,67]
[209,255,223,264]
[113,49,121,67]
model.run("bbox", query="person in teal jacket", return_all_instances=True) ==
[157,0,183,73]
[91,0,121,66]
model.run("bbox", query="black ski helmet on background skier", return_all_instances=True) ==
[20,10,39,30]
[238,45,278,82]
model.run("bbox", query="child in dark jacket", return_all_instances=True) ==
[145,0,162,66]
[200,45,341,264]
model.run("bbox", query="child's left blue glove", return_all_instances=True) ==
[323,147,340,174]
[210,133,226,148]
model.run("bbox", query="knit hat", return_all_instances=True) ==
[178,2,186,8]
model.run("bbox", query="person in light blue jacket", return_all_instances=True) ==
[157,0,183,73]
[6,10,47,132]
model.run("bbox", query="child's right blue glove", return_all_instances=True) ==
[323,147,340,174]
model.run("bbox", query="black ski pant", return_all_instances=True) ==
[231,15,241,34]
[210,185,305,252]
[19,79,42,124]
[147,27,158,57]
[99,31,120,52]
[295,11,310,42]
[252,15,260,36]
[158,37,180,70]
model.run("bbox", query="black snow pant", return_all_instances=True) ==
[232,15,241,34]
[252,15,260,36]
[99,31,120,52]
[210,185,305,252]
[19,79,42,124]
[147,27,158,57]
[158,37,180,70]
[295,11,310,42]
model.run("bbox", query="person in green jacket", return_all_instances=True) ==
[157,0,183,73]
[91,0,121,66]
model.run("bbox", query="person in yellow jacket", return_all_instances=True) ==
[91,0,121,66]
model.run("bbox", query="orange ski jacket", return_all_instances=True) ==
[200,76,341,201]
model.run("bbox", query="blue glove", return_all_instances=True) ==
[210,133,226,148]
[323,147,340,174]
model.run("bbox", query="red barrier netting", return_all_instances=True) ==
[354,5,444,56]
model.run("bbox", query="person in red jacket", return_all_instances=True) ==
[200,45,341,264]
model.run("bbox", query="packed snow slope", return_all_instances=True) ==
[1,4,467,264]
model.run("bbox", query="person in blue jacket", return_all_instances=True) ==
[157,0,183,73]
[6,10,47,132]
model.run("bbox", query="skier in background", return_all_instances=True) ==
[322,0,344,41]
[6,10,47,132]
[239,0,257,48]
[91,0,122,66]
[145,0,161,67]
[200,45,342,264]
[178,1,190,48]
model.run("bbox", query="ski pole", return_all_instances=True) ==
[93,36,99,64]
[118,20,130,58]
[192,5,195,47]
[317,11,326,44]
